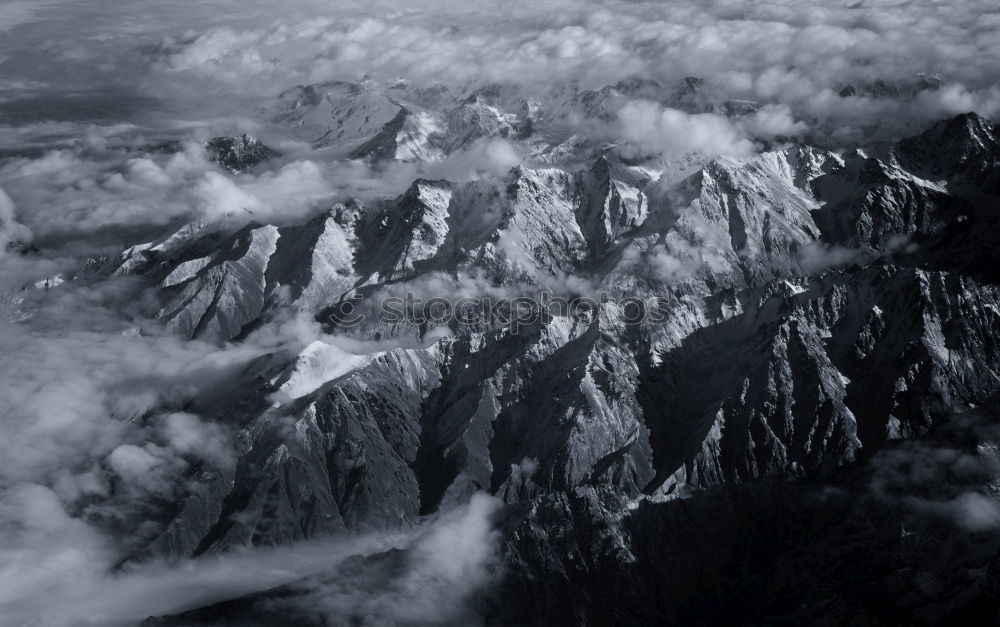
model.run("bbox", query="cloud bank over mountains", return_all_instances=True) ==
[5,0,999,130]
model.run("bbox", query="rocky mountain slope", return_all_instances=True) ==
[34,106,1000,623]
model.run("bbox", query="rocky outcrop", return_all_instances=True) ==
[204,134,279,172]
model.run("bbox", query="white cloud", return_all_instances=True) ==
[1,0,996,147]
[425,139,523,181]
[617,100,755,159]
[289,493,501,625]
[0,479,414,626]
[0,186,33,251]
[741,104,808,138]
[0,488,498,626]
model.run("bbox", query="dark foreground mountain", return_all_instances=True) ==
[147,406,1000,625]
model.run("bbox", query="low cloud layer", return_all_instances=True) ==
[4,0,997,138]
[0,280,263,551]
[867,409,1000,534]
[0,485,413,626]
[0,491,498,626]
[280,493,501,625]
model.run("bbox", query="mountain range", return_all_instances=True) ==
[10,74,1000,624]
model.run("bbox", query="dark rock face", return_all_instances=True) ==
[488,408,1000,626]
[120,113,1000,623]
[204,134,280,172]
[152,409,1000,627]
